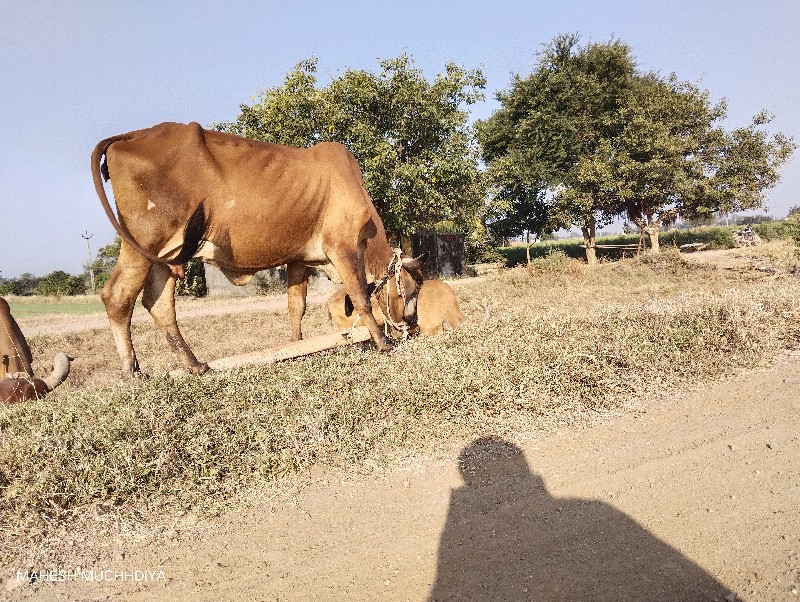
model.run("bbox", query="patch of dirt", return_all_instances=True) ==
[16,293,331,338]
[682,246,795,279]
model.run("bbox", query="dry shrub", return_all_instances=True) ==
[2,257,800,563]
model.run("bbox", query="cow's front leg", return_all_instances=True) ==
[142,263,209,375]
[328,250,394,352]
[287,263,310,341]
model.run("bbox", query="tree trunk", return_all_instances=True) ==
[525,231,532,264]
[648,228,660,253]
[644,224,661,253]
[400,234,412,255]
[633,215,661,254]
[581,221,597,267]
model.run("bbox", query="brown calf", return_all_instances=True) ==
[0,353,72,404]
[328,279,466,335]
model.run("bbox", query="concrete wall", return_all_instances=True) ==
[205,265,337,296]
[411,233,465,279]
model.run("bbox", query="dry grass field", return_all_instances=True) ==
[2,244,800,578]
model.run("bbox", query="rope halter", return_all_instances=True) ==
[371,248,414,340]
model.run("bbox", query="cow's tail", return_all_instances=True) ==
[90,135,208,271]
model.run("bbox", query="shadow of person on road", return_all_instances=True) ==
[428,437,736,602]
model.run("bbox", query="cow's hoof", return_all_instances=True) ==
[375,336,397,352]
[190,362,211,376]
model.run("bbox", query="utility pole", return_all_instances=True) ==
[82,231,96,293]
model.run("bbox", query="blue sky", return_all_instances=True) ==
[2,0,798,277]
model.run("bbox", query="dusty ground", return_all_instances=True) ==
[3,249,800,601]
[16,292,332,338]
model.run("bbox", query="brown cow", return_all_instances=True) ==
[0,353,72,404]
[328,279,466,335]
[92,122,426,375]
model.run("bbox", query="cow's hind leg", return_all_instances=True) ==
[287,262,309,341]
[142,263,209,375]
[101,245,152,376]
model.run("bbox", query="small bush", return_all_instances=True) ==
[528,249,571,272]
[465,241,506,265]
[36,271,86,296]
[753,220,789,242]
[253,268,288,295]
[782,215,800,247]
[176,259,208,297]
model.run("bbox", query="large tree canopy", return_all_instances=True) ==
[614,77,795,251]
[478,34,795,263]
[478,34,637,264]
[216,55,486,240]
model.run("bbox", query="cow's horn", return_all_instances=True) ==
[402,252,429,271]
[42,353,72,392]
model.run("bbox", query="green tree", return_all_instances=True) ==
[478,34,795,263]
[220,58,323,147]
[216,54,486,240]
[85,236,121,290]
[477,34,637,265]
[616,76,795,251]
[37,271,86,296]
[8,273,41,296]
[175,259,208,297]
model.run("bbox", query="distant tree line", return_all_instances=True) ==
[0,271,85,296]
[1,235,207,297]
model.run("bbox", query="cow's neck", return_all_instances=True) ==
[364,234,395,282]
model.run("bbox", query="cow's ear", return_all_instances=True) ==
[402,252,428,271]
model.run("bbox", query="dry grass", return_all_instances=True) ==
[2,249,800,564]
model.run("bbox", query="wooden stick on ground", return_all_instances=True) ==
[169,326,372,377]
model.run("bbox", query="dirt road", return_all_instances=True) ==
[17,293,332,338]
[6,352,799,601]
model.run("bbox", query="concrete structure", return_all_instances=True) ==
[412,233,465,279]
[204,265,337,296]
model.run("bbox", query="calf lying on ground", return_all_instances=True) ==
[328,279,466,335]
[1,296,73,403]
[0,353,72,404]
